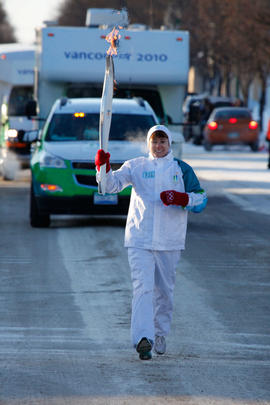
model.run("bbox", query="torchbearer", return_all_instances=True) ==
[95,124,208,360]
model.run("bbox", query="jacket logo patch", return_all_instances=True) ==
[142,171,155,178]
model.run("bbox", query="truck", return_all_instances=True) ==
[0,43,35,179]
[32,8,189,158]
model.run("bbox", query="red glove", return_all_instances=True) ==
[160,190,189,207]
[95,149,111,173]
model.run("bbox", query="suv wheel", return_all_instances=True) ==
[30,184,50,228]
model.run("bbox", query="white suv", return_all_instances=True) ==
[30,97,165,226]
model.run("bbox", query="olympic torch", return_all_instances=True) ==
[98,27,120,195]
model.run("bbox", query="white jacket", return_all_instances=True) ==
[101,151,207,251]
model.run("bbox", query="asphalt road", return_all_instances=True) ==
[0,149,269,405]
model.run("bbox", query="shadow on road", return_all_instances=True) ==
[50,215,127,229]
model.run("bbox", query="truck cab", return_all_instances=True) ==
[0,43,35,179]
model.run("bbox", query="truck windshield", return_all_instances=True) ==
[66,85,165,122]
[8,86,34,116]
[45,113,156,142]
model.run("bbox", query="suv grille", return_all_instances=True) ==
[72,161,123,171]
[111,163,122,170]
[75,174,97,187]
[72,162,95,170]
[72,161,123,188]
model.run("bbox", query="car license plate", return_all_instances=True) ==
[228,132,239,139]
[93,192,118,205]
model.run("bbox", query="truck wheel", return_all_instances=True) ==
[30,184,50,228]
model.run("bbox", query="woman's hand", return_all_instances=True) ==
[160,190,189,207]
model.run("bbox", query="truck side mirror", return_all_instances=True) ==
[167,115,173,125]
[25,100,37,118]
[23,130,39,143]
[189,104,201,123]
[160,115,172,125]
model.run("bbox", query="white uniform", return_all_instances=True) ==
[128,247,181,345]
[107,151,189,250]
[97,125,207,346]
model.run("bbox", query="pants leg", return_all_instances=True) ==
[128,248,155,347]
[153,250,181,337]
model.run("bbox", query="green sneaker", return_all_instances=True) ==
[136,337,153,360]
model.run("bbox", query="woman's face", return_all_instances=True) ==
[149,135,170,158]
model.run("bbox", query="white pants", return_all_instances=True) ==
[128,248,181,346]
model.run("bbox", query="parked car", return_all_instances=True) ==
[203,107,259,151]
[28,97,184,227]
[183,94,238,145]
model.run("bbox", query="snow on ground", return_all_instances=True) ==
[182,143,270,216]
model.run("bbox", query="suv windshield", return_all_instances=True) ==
[45,113,156,142]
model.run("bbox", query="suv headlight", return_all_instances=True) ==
[39,151,67,168]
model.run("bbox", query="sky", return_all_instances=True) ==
[3,0,63,44]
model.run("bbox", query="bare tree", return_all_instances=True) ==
[163,1,182,29]
[178,0,270,103]
[56,0,167,28]
[56,0,123,27]
[0,1,16,43]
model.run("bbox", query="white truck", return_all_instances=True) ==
[0,43,35,178]
[33,9,189,157]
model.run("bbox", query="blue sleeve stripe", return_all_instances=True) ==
[174,158,207,213]
[174,158,202,193]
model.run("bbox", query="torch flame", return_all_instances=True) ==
[105,26,122,56]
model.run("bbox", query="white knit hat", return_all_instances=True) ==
[146,125,172,146]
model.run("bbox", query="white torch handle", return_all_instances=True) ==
[98,164,107,195]
[98,55,114,195]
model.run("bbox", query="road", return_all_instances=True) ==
[0,146,269,405]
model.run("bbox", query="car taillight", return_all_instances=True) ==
[249,120,258,129]
[208,121,218,130]
[229,118,237,124]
